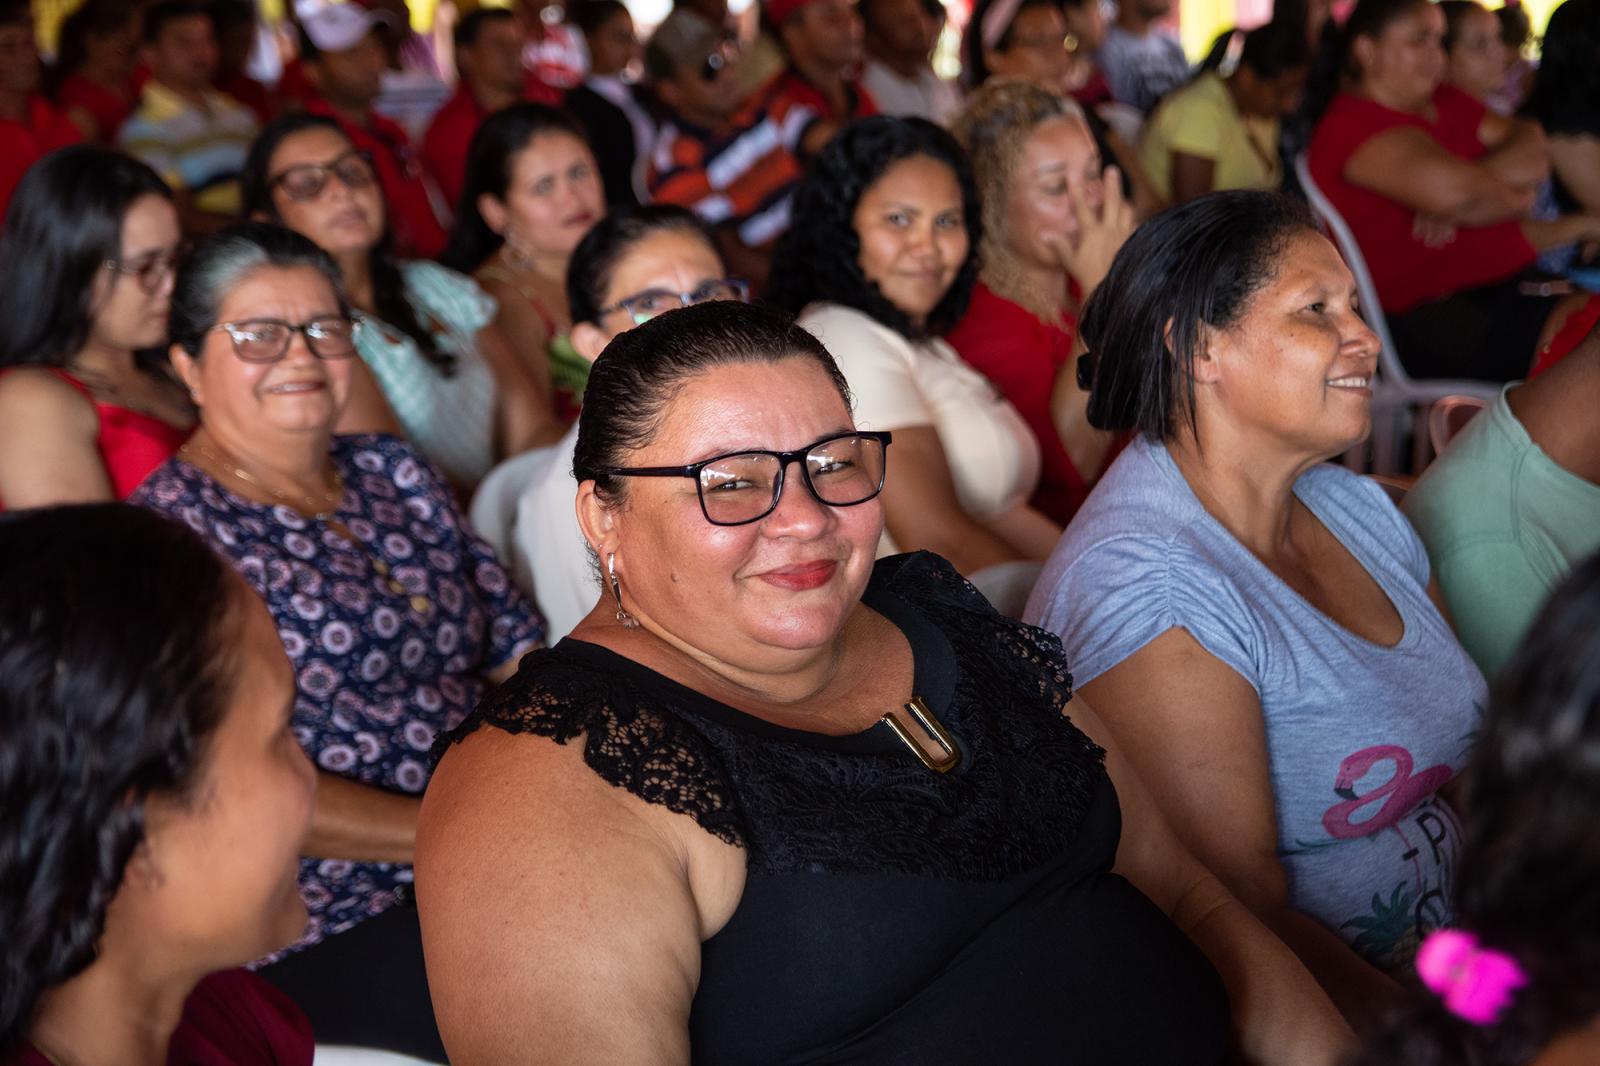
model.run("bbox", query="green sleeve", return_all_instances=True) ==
[1434,540,1555,680]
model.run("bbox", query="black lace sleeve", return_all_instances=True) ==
[435,647,747,848]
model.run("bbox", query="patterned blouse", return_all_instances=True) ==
[132,434,543,949]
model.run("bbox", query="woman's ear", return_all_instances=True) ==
[170,346,204,405]
[477,193,509,237]
[1184,319,1226,386]
[574,480,619,561]
[571,322,609,363]
[1350,34,1377,75]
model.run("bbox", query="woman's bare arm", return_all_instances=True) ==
[474,321,567,456]
[878,425,1037,573]
[303,772,422,864]
[0,371,115,507]
[1345,126,1534,224]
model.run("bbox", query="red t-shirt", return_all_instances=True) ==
[306,98,447,260]
[0,96,84,223]
[10,969,312,1066]
[420,76,564,213]
[1307,85,1535,314]
[1529,293,1600,378]
[945,280,1102,525]
[55,73,134,141]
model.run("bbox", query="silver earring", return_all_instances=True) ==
[607,553,639,629]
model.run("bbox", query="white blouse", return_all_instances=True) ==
[798,302,1040,552]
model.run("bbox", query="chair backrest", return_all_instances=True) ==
[1293,153,1408,389]
[1427,394,1487,456]
[468,444,563,569]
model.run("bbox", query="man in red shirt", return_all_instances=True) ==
[421,7,562,215]
[298,3,446,259]
[0,0,84,222]
[761,0,877,159]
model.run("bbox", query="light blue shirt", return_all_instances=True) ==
[1025,437,1487,970]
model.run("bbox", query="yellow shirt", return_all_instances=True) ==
[1138,71,1281,201]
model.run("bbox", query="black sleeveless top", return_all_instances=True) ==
[440,553,1229,1064]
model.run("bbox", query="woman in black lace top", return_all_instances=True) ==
[415,301,1353,1064]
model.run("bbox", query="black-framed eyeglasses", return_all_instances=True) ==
[268,150,379,203]
[605,431,892,526]
[597,278,750,325]
[104,242,186,293]
[207,316,362,364]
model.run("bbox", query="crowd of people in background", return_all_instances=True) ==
[1,0,1600,1062]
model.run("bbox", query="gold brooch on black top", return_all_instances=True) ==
[881,696,961,773]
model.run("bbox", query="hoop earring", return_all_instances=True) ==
[607,553,639,629]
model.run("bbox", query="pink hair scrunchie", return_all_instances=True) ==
[1416,929,1528,1025]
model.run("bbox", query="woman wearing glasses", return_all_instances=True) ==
[416,299,1354,1065]
[441,104,607,421]
[770,117,1058,603]
[242,114,557,494]
[132,223,543,1060]
[0,147,194,508]
[507,203,746,641]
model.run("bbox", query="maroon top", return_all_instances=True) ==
[11,969,313,1066]
[1308,84,1535,313]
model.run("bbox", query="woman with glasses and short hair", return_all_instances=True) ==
[242,113,559,494]
[505,203,746,641]
[416,298,1355,1065]
[131,222,544,1061]
[0,147,194,509]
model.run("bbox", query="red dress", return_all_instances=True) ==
[305,98,447,260]
[0,368,189,508]
[10,969,313,1066]
[1308,85,1535,314]
[946,281,1104,525]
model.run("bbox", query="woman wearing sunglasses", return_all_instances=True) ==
[505,203,746,640]
[416,299,1353,1065]
[0,147,194,509]
[132,222,544,1061]
[241,113,558,494]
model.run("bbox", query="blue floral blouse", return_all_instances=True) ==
[132,434,544,949]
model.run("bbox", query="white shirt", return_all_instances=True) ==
[861,58,963,126]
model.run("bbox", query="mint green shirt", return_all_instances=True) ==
[1403,388,1600,678]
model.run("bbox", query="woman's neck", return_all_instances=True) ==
[337,251,376,313]
[69,340,139,381]
[1164,424,1321,556]
[983,248,1071,325]
[188,422,337,505]
[29,951,192,1066]
[501,239,569,286]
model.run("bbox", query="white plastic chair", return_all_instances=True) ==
[314,1047,438,1065]
[468,444,563,597]
[1294,154,1501,474]
[1427,394,1488,457]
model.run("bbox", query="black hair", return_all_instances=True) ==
[0,147,173,372]
[241,113,451,373]
[573,300,851,497]
[453,5,516,50]
[169,221,348,357]
[48,0,138,96]
[1305,0,1431,124]
[1496,2,1533,48]
[962,0,1062,86]
[1523,0,1600,137]
[0,504,241,1057]
[1239,17,1312,78]
[567,204,718,325]
[1440,0,1488,51]
[767,115,980,341]
[570,0,630,36]
[208,0,257,38]
[0,0,28,28]
[439,102,594,274]
[1078,190,1317,440]
[1348,550,1600,1066]
[141,0,210,45]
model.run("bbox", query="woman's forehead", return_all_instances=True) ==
[646,359,853,456]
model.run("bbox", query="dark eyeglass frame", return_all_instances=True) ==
[267,150,379,203]
[103,242,187,293]
[604,430,893,527]
[595,278,750,324]
[206,316,362,364]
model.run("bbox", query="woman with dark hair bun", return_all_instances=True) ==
[1349,551,1600,1066]
[441,103,606,421]
[1028,190,1488,1025]
[770,115,1058,596]
[243,113,557,492]
[0,146,194,509]
[0,502,315,1065]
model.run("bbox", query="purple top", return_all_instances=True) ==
[132,433,543,948]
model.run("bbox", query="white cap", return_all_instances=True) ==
[299,3,397,53]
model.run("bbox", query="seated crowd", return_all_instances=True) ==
[1,0,1599,1064]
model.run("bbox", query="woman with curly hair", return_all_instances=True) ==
[0,503,316,1064]
[1349,550,1600,1065]
[945,80,1131,526]
[768,115,1058,594]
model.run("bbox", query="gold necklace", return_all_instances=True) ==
[182,440,433,616]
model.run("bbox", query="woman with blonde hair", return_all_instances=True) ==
[946,79,1130,525]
